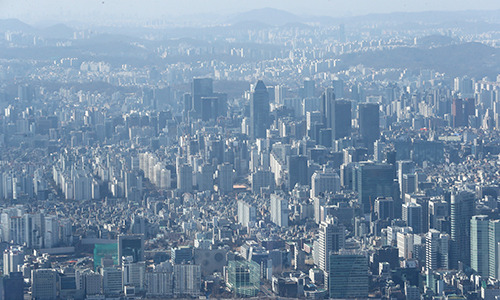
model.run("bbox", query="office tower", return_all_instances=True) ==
[81,271,103,296]
[287,155,308,190]
[250,80,270,140]
[303,79,315,98]
[101,267,122,295]
[310,169,340,197]
[173,264,201,297]
[425,229,450,270]
[397,230,414,259]
[237,200,256,227]
[452,98,464,127]
[429,198,450,232]
[356,162,395,214]
[3,246,24,275]
[328,252,368,299]
[171,246,193,264]
[227,260,260,297]
[3,272,23,300]
[146,262,174,298]
[358,102,380,145]
[270,193,289,228]
[191,78,213,118]
[118,234,144,266]
[198,164,214,192]
[44,215,59,248]
[216,163,233,194]
[402,174,417,197]
[251,169,274,194]
[24,213,44,249]
[31,269,59,300]
[318,217,346,276]
[176,163,193,194]
[122,256,146,290]
[470,215,489,276]
[332,79,344,99]
[397,160,415,197]
[328,99,351,140]
[403,202,423,234]
[489,220,500,279]
[374,197,394,221]
[450,191,475,269]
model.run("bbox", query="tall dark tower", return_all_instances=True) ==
[359,103,380,145]
[250,80,270,140]
[192,78,213,118]
[356,162,395,214]
[450,190,475,269]
[328,99,351,141]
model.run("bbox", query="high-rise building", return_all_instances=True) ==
[250,169,274,194]
[173,264,201,297]
[450,191,475,269]
[470,215,489,276]
[3,246,24,275]
[403,202,423,234]
[227,260,260,297]
[310,169,340,198]
[176,163,193,194]
[118,234,144,266]
[31,269,59,300]
[358,103,380,145]
[374,197,394,221]
[318,217,345,276]
[237,200,256,228]
[332,79,344,99]
[270,193,289,228]
[3,271,23,300]
[216,163,233,194]
[287,155,308,190]
[356,162,395,214]
[122,256,146,290]
[489,220,500,279]
[250,80,270,140]
[328,252,368,299]
[146,262,173,298]
[191,78,213,118]
[328,99,351,140]
[425,229,450,270]
[101,267,122,295]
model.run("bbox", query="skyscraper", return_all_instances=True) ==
[489,220,500,279]
[358,102,380,146]
[470,215,489,276]
[191,78,213,119]
[318,217,345,278]
[425,229,450,270]
[270,193,289,228]
[250,80,270,140]
[356,162,396,214]
[310,169,340,197]
[118,234,145,266]
[328,99,351,140]
[450,191,475,269]
[403,202,423,234]
[328,251,368,299]
[216,163,233,194]
[287,155,308,190]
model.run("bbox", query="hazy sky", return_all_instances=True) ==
[1,0,500,24]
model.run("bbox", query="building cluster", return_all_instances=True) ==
[0,11,499,300]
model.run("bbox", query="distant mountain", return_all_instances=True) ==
[339,42,500,79]
[0,18,33,33]
[38,24,74,39]
[227,8,302,26]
